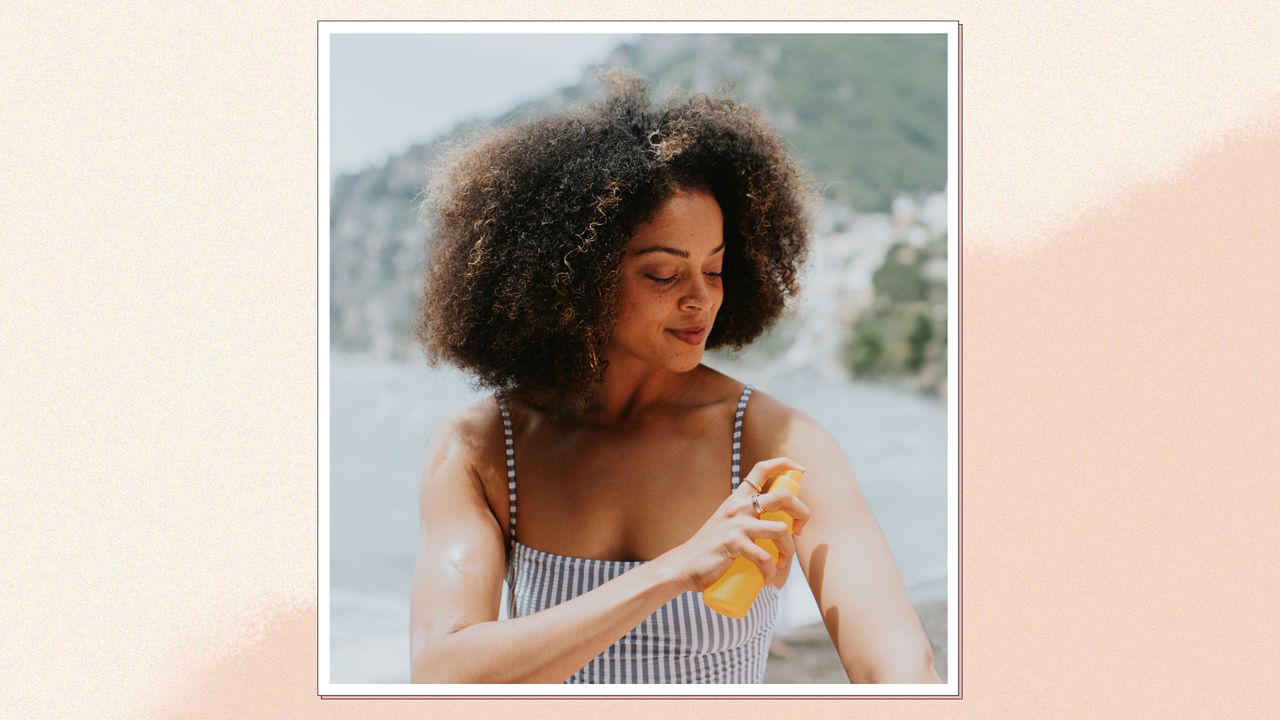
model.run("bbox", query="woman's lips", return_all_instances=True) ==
[667,327,707,345]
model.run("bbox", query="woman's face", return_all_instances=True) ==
[610,187,726,373]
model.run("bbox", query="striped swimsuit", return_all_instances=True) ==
[496,384,779,684]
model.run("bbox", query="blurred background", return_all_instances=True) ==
[328,31,949,684]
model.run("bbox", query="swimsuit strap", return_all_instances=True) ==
[498,383,755,548]
[731,384,755,490]
[496,394,517,551]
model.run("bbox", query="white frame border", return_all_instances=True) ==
[319,19,961,698]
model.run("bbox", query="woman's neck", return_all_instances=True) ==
[531,362,714,427]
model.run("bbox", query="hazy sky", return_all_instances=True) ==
[329,33,639,179]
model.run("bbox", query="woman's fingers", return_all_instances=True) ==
[738,538,777,587]
[773,532,796,587]
[744,518,796,588]
[680,457,809,594]
[752,490,811,536]
[738,457,806,497]
[738,523,797,589]
[742,518,791,549]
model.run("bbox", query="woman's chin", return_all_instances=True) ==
[668,351,705,373]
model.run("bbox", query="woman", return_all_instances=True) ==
[409,69,940,684]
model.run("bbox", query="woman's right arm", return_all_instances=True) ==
[408,406,807,683]
[408,407,687,683]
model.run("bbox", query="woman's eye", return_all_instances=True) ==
[644,271,721,284]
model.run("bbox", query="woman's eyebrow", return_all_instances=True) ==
[630,241,726,258]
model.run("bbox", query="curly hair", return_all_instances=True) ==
[415,68,816,408]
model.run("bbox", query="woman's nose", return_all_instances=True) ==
[681,276,711,310]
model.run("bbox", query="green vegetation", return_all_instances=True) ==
[847,233,948,398]
[757,35,946,213]
[606,34,947,213]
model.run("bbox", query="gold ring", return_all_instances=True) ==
[744,477,762,493]
[751,493,764,514]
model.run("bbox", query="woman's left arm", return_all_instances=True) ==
[783,415,943,684]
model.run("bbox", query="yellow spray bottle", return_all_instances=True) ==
[702,469,804,619]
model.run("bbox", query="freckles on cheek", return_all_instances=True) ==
[616,279,658,330]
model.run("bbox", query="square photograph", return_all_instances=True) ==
[322,21,957,695]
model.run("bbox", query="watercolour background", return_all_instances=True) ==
[2,3,1278,719]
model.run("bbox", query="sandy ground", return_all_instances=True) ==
[763,598,947,684]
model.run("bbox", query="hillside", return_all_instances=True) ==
[329,33,948,398]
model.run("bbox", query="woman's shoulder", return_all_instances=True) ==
[694,363,817,430]
[727,379,837,462]
[419,395,518,529]
[427,395,508,483]
[746,386,823,430]
[436,393,503,436]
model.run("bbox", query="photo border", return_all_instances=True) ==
[319,18,962,698]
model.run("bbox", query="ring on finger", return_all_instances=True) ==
[744,477,762,493]
[751,493,764,514]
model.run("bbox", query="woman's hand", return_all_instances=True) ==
[665,457,812,593]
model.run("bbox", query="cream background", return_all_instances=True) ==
[2,3,1278,719]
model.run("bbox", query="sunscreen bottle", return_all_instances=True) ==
[701,469,804,619]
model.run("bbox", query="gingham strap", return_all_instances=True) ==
[496,395,517,549]
[497,383,755,548]
[730,384,754,490]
